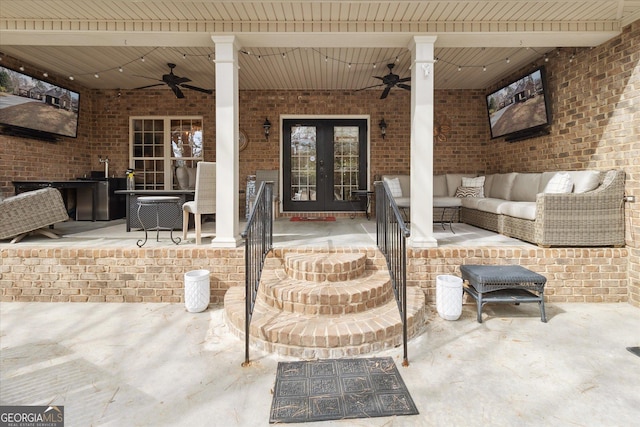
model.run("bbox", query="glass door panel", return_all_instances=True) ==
[289,125,317,201]
[333,126,360,202]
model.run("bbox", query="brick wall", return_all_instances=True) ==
[1,21,638,306]
[0,246,628,304]
[0,247,244,303]
[481,21,640,306]
[409,247,629,304]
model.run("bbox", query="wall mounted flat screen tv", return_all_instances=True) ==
[0,65,80,140]
[486,66,551,142]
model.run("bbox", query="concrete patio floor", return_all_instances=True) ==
[1,301,639,426]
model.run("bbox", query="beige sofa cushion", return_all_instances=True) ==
[381,175,410,207]
[433,175,448,197]
[499,201,537,220]
[434,196,463,207]
[460,197,506,214]
[568,170,601,193]
[539,170,601,194]
[510,173,542,202]
[487,173,517,200]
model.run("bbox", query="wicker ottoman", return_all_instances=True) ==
[460,265,547,323]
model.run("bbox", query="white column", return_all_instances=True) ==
[211,35,242,247]
[408,36,438,248]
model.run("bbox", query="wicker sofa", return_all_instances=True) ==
[0,188,70,243]
[383,170,625,247]
[382,173,476,222]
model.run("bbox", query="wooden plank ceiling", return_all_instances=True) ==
[0,1,638,92]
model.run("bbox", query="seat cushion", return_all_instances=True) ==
[434,196,463,207]
[395,197,411,208]
[499,201,537,220]
[461,197,507,214]
[182,200,196,214]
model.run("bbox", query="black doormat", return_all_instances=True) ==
[269,357,419,424]
[627,347,640,357]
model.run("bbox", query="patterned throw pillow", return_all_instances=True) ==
[462,176,485,197]
[384,177,403,198]
[455,186,482,198]
[544,172,573,193]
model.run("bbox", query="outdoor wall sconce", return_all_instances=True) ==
[263,118,272,141]
[379,118,387,139]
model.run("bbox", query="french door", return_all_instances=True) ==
[283,118,368,212]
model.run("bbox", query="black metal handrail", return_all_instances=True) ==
[240,181,274,367]
[374,180,411,366]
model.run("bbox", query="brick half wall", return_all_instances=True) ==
[1,246,629,304]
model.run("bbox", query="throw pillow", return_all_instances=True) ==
[462,176,485,197]
[544,172,573,193]
[455,186,482,198]
[384,177,403,198]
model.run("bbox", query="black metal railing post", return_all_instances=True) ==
[374,180,411,366]
[241,181,273,367]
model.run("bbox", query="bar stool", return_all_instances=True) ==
[136,196,182,247]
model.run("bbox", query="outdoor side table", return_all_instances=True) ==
[136,196,182,247]
[460,265,547,323]
[350,190,374,220]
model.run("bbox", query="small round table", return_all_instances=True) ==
[136,196,182,247]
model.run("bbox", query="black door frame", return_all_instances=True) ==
[282,117,369,212]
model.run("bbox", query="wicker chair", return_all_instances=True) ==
[0,188,70,243]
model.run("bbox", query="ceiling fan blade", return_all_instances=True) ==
[397,84,411,90]
[169,85,185,99]
[380,86,391,99]
[134,83,165,90]
[181,84,213,94]
[398,77,411,83]
[175,77,192,85]
[373,76,385,81]
[354,83,385,92]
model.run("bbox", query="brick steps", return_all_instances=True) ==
[260,269,394,315]
[224,250,427,359]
